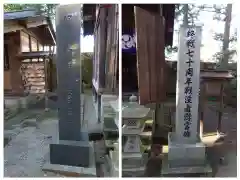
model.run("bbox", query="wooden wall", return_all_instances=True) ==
[135,6,167,105]
[20,30,43,52]
[93,4,119,94]
[4,31,23,94]
[105,4,119,93]
[4,29,47,95]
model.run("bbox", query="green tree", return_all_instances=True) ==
[211,4,236,68]
[165,4,204,57]
[4,4,58,19]
[4,4,26,11]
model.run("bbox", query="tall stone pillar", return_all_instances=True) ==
[48,5,95,172]
[162,26,212,176]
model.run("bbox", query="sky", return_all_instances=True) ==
[81,35,94,52]
[81,4,238,63]
[169,4,238,62]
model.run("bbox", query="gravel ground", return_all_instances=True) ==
[4,95,111,177]
[4,119,57,177]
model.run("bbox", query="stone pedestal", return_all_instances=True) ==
[167,133,206,167]
[122,95,150,177]
[162,26,212,176]
[50,139,92,167]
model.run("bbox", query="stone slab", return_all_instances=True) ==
[49,140,94,167]
[103,115,118,131]
[161,154,213,177]
[42,163,97,177]
[21,118,38,128]
[122,167,145,177]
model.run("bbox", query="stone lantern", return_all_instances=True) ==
[122,95,150,177]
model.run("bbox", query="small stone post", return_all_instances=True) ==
[109,98,120,177]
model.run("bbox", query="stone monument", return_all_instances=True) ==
[43,5,96,176]
[122,95,150,177]
[162,25,212,176]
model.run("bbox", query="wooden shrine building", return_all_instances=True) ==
[4,9,56,96]
[83,4,119,122]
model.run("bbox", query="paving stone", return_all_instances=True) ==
[4,121,57,177]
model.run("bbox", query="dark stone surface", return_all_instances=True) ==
[103,116,118,140]
[4,137,11,147]
[55,5,83,141]
[50,140,91,167]
[48,5,91,168]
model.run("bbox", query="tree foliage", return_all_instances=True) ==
[4,4,58,19]
[175,4,203,25]
[165,4,204,56]
[211,5,236,65]
[4,4,25,11]
[166,4,237,65]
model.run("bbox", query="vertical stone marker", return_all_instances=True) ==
[175,26,201,143]
[162,26,212,176]
[44,5,96,176]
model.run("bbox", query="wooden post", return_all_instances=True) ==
[44,57,49,111]
[135,5,167,147]
[28,34,32,52]
[217,83,224,134]
[199,81,206,138]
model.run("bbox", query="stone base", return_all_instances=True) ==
[168,132,206,167]
[42,163,97,177]
[122,153,148,177]
[163,132,213,177]
[161,154,212,177]
[49,140,95,168]
[122,167,145,177]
